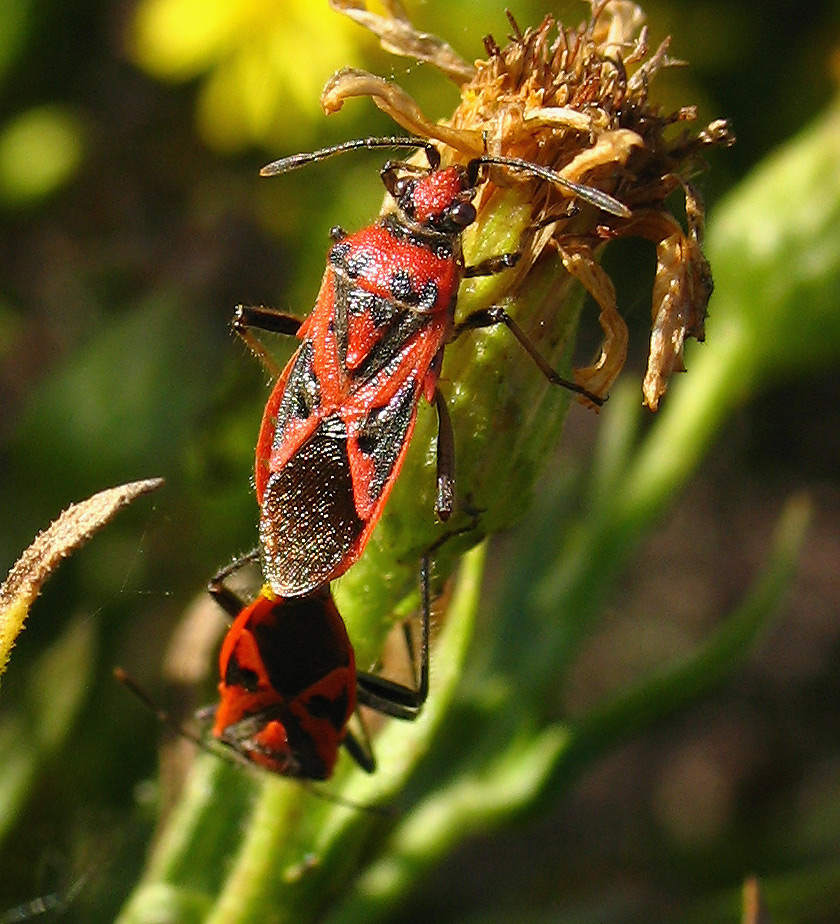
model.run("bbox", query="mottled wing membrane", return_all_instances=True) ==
[260,419,365,596]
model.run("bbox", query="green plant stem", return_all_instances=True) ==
[322,492,809,924]
[117,545,486,924]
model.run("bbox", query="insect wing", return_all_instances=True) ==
[254,280,336,500]
[260,319,444,596]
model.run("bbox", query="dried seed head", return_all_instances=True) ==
[325,0,733,408]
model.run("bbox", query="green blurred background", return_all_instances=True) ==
[1,0,839,921]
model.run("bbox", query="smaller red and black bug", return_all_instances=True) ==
[236,136,629,598]
[117,556,429,782]
[203,552,429,779]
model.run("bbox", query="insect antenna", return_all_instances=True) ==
[114,667,214,754]
[0,872,90,924]
[114,669,393,816]
[472,154,631,218]
[300,782,394,818]
[261,137,440,176]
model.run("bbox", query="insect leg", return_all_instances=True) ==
[451,305,606,406]
[232,305,303,336]
[231,304,304,377]
[341,721,377,774]
[433,388,455,521]
[464,252,520,278]
[355,556,430,721]
[206,549,261,620]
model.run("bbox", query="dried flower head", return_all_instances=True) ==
[325,0,733,409]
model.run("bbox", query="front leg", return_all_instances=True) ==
[452,305,606,407]
[464,252,520,278]
[231,305,304,377]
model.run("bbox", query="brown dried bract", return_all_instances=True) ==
[326,1,733,407]
[0,478,163,679]
[327,0,475,85]
[741,876,773,924]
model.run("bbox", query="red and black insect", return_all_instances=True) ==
[205,553,429,779]
[236,136,628,597]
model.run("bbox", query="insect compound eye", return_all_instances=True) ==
[446,201,476,229]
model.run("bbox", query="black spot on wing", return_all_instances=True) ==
[344,249,370,279]
[224,656,259,691]
[329,239,351,266]
[355,379,418,504]
[305,688,351,732]
[260,418,365,595]
[281,718,332,780]
[388,272,438,312]
[389,269,417,304]
[418,280,438,311]
[252,593,351,699]
[273,341,320,446]
[347,287,398,328]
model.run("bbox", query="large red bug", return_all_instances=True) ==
[235,136,629,597]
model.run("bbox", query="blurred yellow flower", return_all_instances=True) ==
[0,105,85,205]
[129,0,365,152]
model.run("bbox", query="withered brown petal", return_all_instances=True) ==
[321,68,482,156]
[328,0,475,85]
[557,240,629,403]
